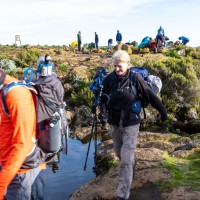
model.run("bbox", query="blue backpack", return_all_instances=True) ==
[89,68,109,95]
[138,37,150,48]
[130,66,162,95]
[130,66,149,81]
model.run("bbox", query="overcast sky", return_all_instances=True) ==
[0,0,199,47]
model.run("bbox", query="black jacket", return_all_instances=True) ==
[102,70,167,127]
[95,34,99,43]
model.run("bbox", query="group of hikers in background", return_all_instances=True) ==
[138,26,189,52]
[75,27,190,52]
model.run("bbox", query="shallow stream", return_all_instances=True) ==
[37,138,96,200]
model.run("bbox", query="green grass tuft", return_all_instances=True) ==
[159,151,200,191]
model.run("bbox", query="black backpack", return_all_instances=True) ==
[1,74,68,169]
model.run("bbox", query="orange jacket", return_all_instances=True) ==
[0,74,39,199]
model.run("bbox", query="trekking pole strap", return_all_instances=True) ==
[84,113,96,170]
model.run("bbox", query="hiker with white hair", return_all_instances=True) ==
[102,50,167,200]
[36,54,56,79]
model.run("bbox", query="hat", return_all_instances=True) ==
[46,56,51,60]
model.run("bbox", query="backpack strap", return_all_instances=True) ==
[108,72,115,90]
[129,71,137,97]
[129,71,146,118]
[2,82,37,116]
[0,70,6,85]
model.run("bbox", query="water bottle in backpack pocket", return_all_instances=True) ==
[37,118,62,153]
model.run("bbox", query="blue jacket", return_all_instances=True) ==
[36,61,56,79]
[157,27,164,36]
[116,32,122,42]
[179,36,189,42]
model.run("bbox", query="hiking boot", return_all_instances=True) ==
[101,123,108,130]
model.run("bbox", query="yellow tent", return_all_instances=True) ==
[70,41,78,47]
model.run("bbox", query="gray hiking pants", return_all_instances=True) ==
[6,168,42,200]
[110,124,140,199]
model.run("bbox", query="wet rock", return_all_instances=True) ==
[69,164,120,200]
[72,126,91,140]
[72,105,91,127]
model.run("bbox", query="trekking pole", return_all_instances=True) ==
[84,112,97,170]
[94,85,103,166]
[84,82,103,170]
[61,102,69,155]
[65,119,69,155]
[94,109,98,165]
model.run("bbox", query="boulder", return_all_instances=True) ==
[140,141,175,153]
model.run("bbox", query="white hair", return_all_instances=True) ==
[112,50,130,64]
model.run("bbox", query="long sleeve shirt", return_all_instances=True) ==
[116,33,122,42]
[102,70,167,127]
[0,75,37,200]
